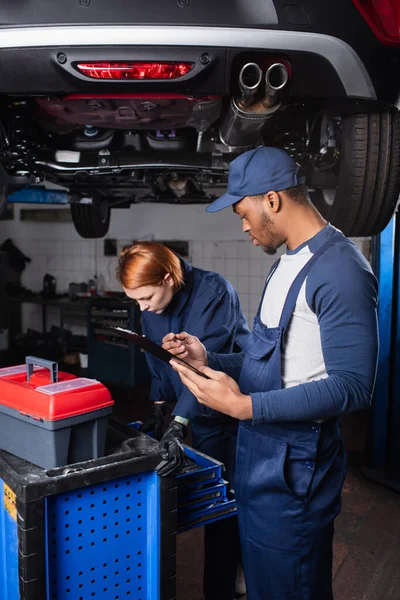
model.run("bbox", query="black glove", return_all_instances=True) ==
[155,420,187,478]
[140,402,167,441]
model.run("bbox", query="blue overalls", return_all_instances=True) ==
[235,235,349,600]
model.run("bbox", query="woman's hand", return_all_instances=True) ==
[162,331,208,370]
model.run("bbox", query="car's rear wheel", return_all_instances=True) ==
[70,198,111,238]
[311,111,400,237]
[0,185,7,218]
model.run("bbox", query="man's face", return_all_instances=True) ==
[233,194,284,255]
[123,278,175,314]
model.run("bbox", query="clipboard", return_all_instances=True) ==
[94,322,211,379]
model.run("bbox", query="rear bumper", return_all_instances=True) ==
[0,25,376,100]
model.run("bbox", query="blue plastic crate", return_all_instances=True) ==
[8,187,69,204]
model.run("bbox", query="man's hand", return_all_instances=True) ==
[170,361,253,420]
[155,420,187,477]
[162,332,208,370]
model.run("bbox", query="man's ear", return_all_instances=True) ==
[264,190,281,213]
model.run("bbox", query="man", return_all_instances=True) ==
[163,146,379,600]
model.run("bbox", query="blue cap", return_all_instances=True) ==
[206,146,305,213]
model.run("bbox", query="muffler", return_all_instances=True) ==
[219,62,289,149]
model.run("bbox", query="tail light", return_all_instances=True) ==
[353,0,400,46]
[75,62,194,80]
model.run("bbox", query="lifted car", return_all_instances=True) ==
[0,0,399,238]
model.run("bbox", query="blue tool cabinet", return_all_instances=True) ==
[0,423,176,600]
[0,421,237,599]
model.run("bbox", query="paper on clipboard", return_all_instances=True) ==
[94,322,211,379]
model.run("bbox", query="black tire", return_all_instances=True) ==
[371,112,400,235]
[311,111,400,237]
[70,199,111,238]
[0,185,7,218]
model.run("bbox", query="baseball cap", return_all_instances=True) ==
[206,146,305,213]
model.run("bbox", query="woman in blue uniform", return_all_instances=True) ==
[117,241,249,600]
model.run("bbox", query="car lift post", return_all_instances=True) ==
[370,216,396,468]
[367,212,400,490]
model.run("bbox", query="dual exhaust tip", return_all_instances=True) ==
[238,62,289,108]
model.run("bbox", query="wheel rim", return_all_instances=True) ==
[308,112,340,218]
[320,188,336,208]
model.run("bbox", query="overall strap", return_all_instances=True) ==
[257,258,281,318]
[278,236,351,330]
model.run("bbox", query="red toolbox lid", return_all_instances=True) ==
[0,364,114,421]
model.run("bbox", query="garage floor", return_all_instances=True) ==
[176,465,400,600]
[114,389,400,600]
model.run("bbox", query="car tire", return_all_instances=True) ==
[311,111,400,237]
[70,199,111,238]
[0,185,7,218]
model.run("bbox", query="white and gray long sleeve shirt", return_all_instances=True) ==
[209,225,379,423]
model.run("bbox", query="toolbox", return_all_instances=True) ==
[0,356,114,469]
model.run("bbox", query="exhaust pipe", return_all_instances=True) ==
[237,63,263,109]
[219,62,289,148]
[261,63,289,109]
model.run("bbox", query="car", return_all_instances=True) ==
[0,0,399,238]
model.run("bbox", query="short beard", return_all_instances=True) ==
[259,210,283,255]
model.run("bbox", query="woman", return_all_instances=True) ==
[117,241,249,600]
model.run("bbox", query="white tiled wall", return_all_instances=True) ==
[21,237,280,327]
[1,203,371,332]
[189,240,283,323]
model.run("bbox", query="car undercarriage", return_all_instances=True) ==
[0,2,399,238]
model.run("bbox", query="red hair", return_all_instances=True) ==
[117,241,184,291]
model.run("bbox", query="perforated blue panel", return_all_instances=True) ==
[45,471,160,600]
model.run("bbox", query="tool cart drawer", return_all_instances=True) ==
[127,423,238,534]
[176,446,237,533]
[178,481,228,512]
